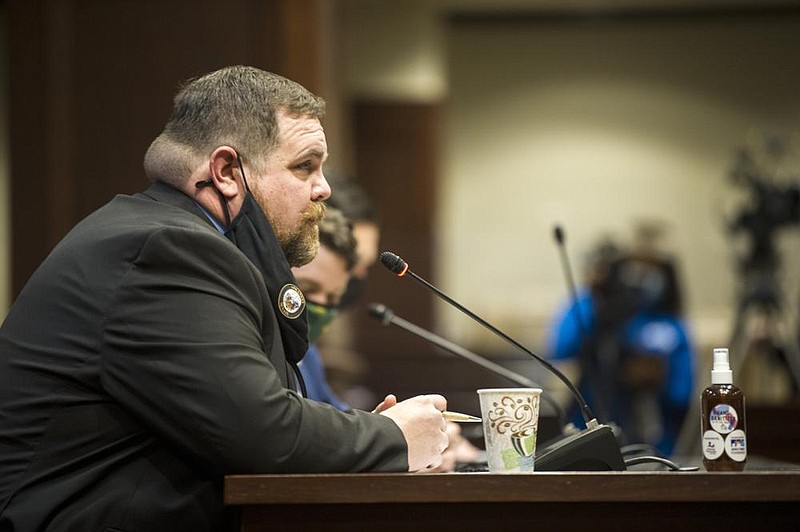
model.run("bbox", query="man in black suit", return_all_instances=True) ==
[0,66,448,532]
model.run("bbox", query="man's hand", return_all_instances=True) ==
[419,421,483,473]
[378,394,448,472]
[371,394,398,414]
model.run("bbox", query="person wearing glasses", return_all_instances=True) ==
[0,66,449,532]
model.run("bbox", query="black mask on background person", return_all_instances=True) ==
[225,191,309,364]
[338,275,367,310]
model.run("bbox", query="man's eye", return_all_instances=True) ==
[296,161,314,172]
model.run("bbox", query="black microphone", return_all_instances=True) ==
[379,250,625,471]
[553,225,591,342]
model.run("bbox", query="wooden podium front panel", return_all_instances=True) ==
[224,471,800,531]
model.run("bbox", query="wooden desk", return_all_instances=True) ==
[225,470,800,531]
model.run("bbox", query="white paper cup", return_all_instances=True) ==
[477,388,542,474]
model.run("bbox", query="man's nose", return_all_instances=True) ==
[312,172,331,202]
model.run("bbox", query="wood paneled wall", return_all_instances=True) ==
[7,0,326,295]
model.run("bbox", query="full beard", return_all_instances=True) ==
[273,201,326,267]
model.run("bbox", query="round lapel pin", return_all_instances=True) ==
[277,283,305,319]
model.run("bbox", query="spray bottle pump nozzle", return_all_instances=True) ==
[711,347,733,385]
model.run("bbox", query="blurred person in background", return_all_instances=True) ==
[547,222,695,456]
[307,174,382,409]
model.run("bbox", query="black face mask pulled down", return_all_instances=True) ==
[338,275,367,310]
[224,193,309,365]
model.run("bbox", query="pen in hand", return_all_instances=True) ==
[442,411,481,423]
[369,399,481,422]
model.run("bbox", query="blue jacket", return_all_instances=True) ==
[299,345,350,411]
[548,291,695,455]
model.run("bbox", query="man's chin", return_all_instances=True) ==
[288,242,319,268]
[283,233,320,268]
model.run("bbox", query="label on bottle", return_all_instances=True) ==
[702,430,724,460]
[724,429,747,462]
[705,403,747,463]
[709,404,738,434]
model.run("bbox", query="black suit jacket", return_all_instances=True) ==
[0,184,407,531]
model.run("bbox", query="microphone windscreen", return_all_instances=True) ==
[379,251,408,275]
[367,303,394,324]
[553,224,564,245]
[368,303,387,319]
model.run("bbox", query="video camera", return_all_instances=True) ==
[592,253,680,330]
[728,146,800,273]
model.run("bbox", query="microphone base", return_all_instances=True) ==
[534,424,626,471]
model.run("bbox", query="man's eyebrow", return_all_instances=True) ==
[296,148,328,162]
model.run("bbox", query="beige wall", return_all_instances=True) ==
[440,15,800,353]
[343,0,446,102]
[344,3,800,357]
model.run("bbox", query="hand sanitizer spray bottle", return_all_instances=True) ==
[701,347,747,471]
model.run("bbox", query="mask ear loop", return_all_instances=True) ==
[236,152,252,195]
[195,150,251,228]
[194,177,231,228]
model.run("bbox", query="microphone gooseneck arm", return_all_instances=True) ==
[379,251,599,429]
[368,303,539,388]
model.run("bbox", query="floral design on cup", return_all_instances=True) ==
[487,396,537,466]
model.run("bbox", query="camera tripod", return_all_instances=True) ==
[722,133,800,396]
[727,268,800,402]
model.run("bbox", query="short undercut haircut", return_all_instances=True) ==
[144,65,326,186]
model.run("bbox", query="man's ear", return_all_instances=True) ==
[208,146,241,200]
